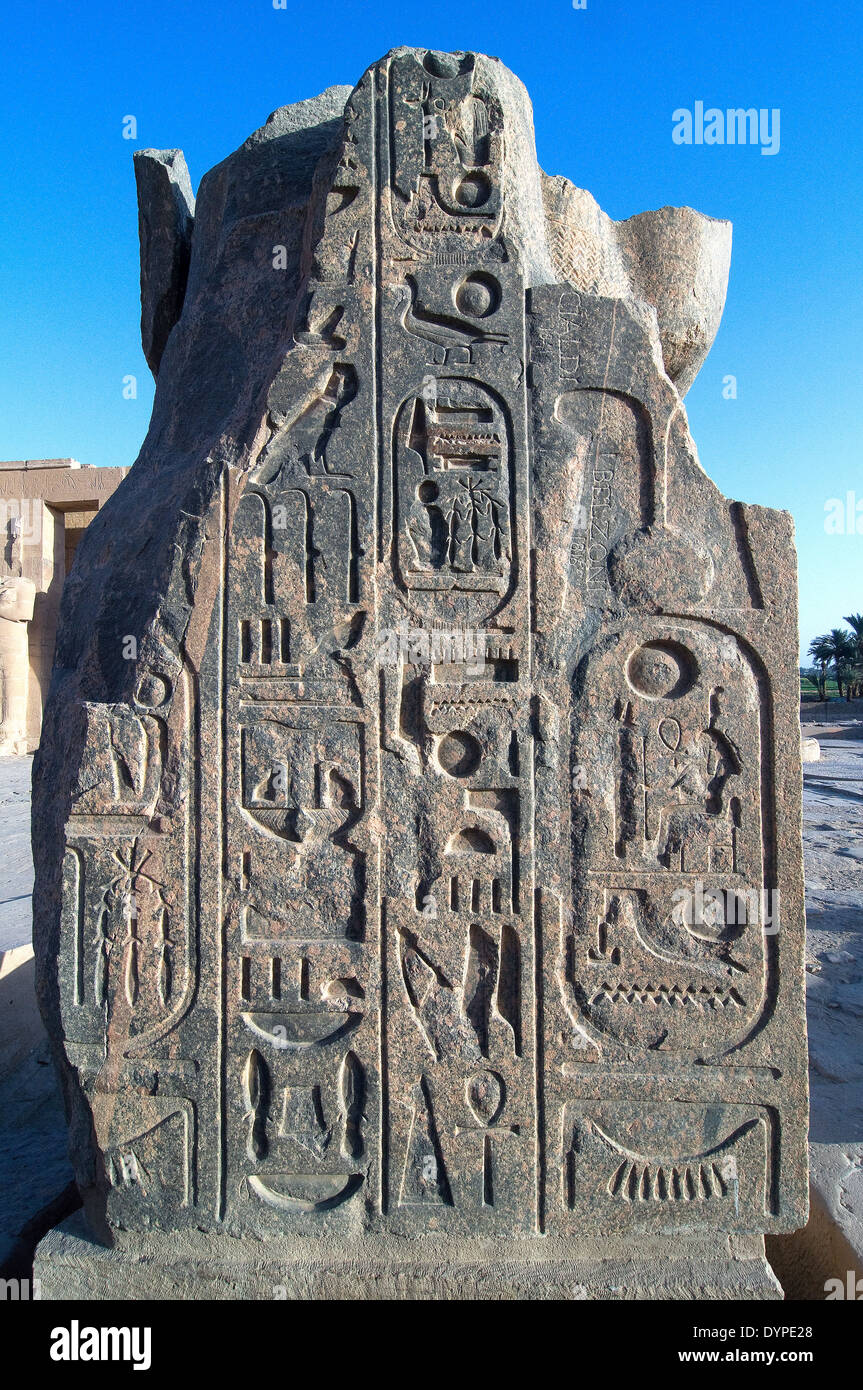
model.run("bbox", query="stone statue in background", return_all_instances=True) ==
[33,49,807,1300]
[0,576,36,755]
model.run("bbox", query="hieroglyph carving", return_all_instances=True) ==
[37,49,806,1261]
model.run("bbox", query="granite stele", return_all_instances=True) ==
[33,49,807,1300]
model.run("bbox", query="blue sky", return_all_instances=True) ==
[1,0,860,661]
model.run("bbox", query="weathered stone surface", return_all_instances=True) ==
[33,48,807,1298]
[37,1211,781,1299]
[0,578,36,754]
[540,180,731,396]
[134,149,195,377]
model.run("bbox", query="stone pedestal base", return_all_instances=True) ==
[35,1212,782,1300]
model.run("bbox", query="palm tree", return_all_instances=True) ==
[827,628,856,700]
[843,614,863,698]
[808,635,833,700]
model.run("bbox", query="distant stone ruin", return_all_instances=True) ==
[0,459,126,753]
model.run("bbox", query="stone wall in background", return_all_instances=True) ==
[0,460,127,753]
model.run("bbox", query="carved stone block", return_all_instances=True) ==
[33,49,806,1299]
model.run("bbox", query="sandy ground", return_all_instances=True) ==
[1,732,861,1282]
[800,723,863,1143]
[0,757,34,953]
[0,758,74,1266]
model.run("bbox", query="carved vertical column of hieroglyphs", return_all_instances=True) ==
[220,74,381,1230]
[60,651,198,1227]
[527,285,807,1239]
[374,51,537,1234]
